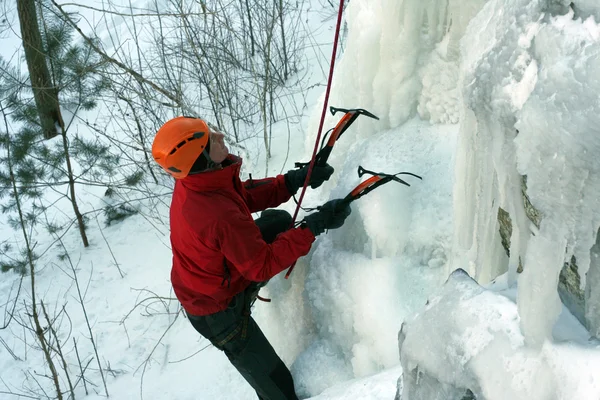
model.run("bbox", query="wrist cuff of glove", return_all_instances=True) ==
[284,173,299,195]
[303,218,324,236]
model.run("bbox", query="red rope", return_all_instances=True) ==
[286,0,346,279]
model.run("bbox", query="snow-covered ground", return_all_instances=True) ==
[2,0,600,399]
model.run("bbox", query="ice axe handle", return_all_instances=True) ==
[330,196,354,221]
[316,146,333,167]
[341,193,355,205]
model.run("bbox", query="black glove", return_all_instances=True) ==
[285,163,334,195]
[302,199,352,236]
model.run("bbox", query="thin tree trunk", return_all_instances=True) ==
[238,0,248,68]
[262,19,274,168]
[73,338,89,395]
[120,96,159,184]
[63,247,109,397]
[278,0,289,81]
[17,0,63,139]
[262,72,271,162]
[1,105,63,399]
[61,130,89,247]
[41,302,75,400]
[244,0,256,56]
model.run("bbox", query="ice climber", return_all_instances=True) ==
[151,116,352,400]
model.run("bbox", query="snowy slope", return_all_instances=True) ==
[2,0,600,399]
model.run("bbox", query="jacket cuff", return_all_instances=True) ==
[297,224,316,241]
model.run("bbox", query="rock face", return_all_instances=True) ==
[497,207,512,258]
[586,229,600,338]
[521,176,541,230]
[496,176,540,274]
[558,255,585,325]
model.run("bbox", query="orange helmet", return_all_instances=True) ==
[152,116,210,179]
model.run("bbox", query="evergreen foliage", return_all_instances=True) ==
[0,6,119,272]
[104,204,138,227]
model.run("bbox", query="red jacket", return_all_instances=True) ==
[169,155,315,316]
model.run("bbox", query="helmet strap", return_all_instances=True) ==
[202,149,217,170]
[188,147,219,175]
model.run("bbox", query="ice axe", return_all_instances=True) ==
[284,166,422,279]
[341,166,422,205]
[295,107,380,169]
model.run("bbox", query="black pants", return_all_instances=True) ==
[187,209,298,400]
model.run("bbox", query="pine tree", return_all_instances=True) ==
[16,0,62,139]
[0,6,113,251]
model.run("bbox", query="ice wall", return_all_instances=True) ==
[295,0,600,396]
[313,0,467,136]
[304,0,494,165]
[288,0,476,392]
[289,118,457,397]
[453,0,600,346]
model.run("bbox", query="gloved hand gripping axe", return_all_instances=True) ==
[296,106,380,169]
[285,166,422,279]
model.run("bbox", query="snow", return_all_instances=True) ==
[3,0,600,399]
[400,269,600,400]
[308,366,402,400]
